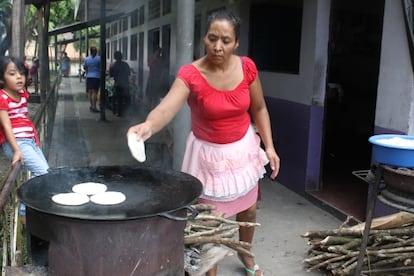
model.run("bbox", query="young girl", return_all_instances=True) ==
[0,56,49,177]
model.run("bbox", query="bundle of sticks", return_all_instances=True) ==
[184,204,259,274]
[301,212,414,275]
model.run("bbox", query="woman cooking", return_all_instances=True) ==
[127,9,280,276]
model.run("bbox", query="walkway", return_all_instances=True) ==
[46,77,340,276]
[48,76,171,168]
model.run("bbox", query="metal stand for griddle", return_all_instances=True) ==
[353,165,414,275]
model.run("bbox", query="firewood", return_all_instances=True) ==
[185,225,239,240]
[349,211,414,231]
[193,214,260,228]
[303,252,340,265]
[320,236,354,246]
[375,237,414,249]
[184,204,260,274]
[302,225,414,238]
[191,204,217,213]
[302,212,414,275]
[306,252,359,272]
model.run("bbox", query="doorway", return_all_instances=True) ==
[311,0,385,221]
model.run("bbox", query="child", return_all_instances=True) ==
[0,56,49,177]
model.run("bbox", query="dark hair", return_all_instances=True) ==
[90,47,98,56]
[114,51,122,61]
[206,9,241,41]
[0,56,28,89]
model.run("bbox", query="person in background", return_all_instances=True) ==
[146,47,168,108]
[128,9,280,276]
[0,56,49,176]
[29,57,39,94]
[109,51,131,117]
[84,47,101,113]
[60,52,71,77]
[128,72,141,106]
[23,56,31,89]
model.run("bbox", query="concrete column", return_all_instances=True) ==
[99,0,107,121]
[172,0,194,170]
[11,0,24,57]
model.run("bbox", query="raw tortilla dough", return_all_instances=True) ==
[72,182,107,195]
[52,193,90,206]
[128,133,146,162]
[90,191,126,205]
[376,137,414,148]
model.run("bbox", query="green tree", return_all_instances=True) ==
[26,0,76,45]
[0,0,12,55]
[49,0,75,29]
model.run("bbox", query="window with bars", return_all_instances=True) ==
[130,34,138,61]
[106,42,110,59]
[111,23,118,35]
[139,5,145,25]
[122,36,128,59]
[162,0,171,15]
[149,0,160,20]
[111,40,117,60]
[122,17,128,32]
[131,9,138,27]
[249,2,303,73]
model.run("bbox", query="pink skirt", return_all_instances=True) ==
[197,185,259,218]
[181,125,268,216]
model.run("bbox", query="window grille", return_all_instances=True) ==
[122,37,128,59]
[130,34,138,61]
[139,5,145,25]
[149,0,160,20]
[122,17,128,32]
[131,9,138,27]
[162,0,171,15]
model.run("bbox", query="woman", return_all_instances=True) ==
[84,47,101,112]
[127,9,280,276]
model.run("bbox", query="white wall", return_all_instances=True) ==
[259,0,330,106]
[376,0,414,134]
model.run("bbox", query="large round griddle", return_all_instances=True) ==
[17,166,202,220]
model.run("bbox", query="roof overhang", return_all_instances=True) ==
[48,12,125,37]
[75,0,133,21]
[75,0,142,21]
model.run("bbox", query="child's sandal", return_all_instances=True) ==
[244,263,264,276]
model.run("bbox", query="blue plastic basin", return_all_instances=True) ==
[369,134,414,168]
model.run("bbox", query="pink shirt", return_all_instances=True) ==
[0,89,39,145]
[177,56,258,144]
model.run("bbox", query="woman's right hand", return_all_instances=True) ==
[127,121,153,142]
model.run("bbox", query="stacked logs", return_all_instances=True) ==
[301,212,414,275]
[184,204,259,274]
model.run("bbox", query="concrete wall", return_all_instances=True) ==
[376,0,414,135]
[259,0,331,193]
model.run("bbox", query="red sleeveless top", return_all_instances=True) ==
[177,56,258,144]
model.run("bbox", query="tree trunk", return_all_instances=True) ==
[38,2,51,101]
[10,0,25,57]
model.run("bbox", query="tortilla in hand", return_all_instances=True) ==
[128,133,146,162]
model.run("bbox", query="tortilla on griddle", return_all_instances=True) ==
[90,191,126,205]
[52,193,90,206]
[72,182,107,195]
